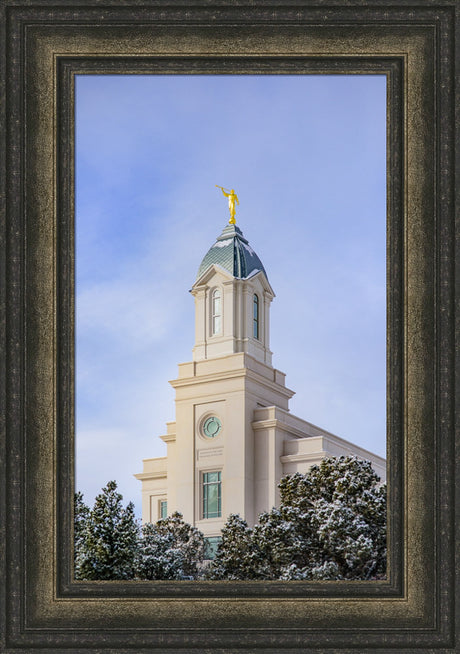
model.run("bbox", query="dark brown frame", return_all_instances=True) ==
[1,1,457,652]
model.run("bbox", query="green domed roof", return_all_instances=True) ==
[196,224,268,282]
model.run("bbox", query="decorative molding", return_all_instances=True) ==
[280,451,334,464]
[197,447,224,460]
[133,471,167,481]
[160,433,176,443]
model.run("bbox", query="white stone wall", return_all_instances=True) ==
[135,263,386,531]
[191,266,274,365]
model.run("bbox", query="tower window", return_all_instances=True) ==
[253,293,260,339]
[211,289,222,335]
[159,500,167,519]
[202,471,222,519]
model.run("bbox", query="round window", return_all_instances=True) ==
[202,416,222,439]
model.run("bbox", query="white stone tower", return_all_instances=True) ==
[191,223,274,365]
[135,219,386,551]
[158,223,295,539]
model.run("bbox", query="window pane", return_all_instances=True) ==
[253,294,259,339]
[204,536,222,560]
[212,290,221,335]
[160,500,167,518]
[213,315,221,334]
[202,471,222,518]
[207,483,218,516]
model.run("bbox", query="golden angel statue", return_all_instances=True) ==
[216,185,239,224]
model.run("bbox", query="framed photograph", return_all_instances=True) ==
[1,1,457,652]
[75,73,387,551]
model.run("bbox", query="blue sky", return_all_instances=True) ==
[76,74,387,517]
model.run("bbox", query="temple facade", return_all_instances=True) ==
[135,220,386,551]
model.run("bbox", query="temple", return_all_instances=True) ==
[135,218,385,553]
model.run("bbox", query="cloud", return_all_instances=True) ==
[76,426,167,516]
[77,279,175,350]
[75,73,387,514]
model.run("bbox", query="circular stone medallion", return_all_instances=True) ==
[202,416,222,439]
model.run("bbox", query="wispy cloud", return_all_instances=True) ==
[76,74,387,516]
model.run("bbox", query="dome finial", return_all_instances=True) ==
[216,185,239,224]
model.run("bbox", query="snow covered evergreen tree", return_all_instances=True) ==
[301,456,386,579]
[135,522,186,580]
[76,481,139,580]
[74,491,90,579]
[208,457,386,580]
[208,513,258,580]
[144,512,206,578]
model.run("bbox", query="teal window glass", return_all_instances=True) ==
[253,293,259,339]
[159,500,167,519]
[204,536,222,560]
[202,471,222,519]
[203,416,222,438]
[212,289,221,334]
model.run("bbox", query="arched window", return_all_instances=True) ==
[253,293,259,339]
[212,289,222,335]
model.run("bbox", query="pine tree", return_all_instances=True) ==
[136,522,186,580]
[208,457,386,580]
[209,513,260,580]
[77,481,139,580]
[147,512,206,578]
[74,491,90,579]
[298,457,387,579]
[251,505,315,579]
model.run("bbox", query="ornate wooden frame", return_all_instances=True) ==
[1,1,457,652]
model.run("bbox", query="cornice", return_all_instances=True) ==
[170,367,295,399]
[133,471,167,481]
[160,433,176,443]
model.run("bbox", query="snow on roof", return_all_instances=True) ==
[241,241,255,255]
[212,238,232,248]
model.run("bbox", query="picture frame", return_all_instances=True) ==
[1,1,457,652]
